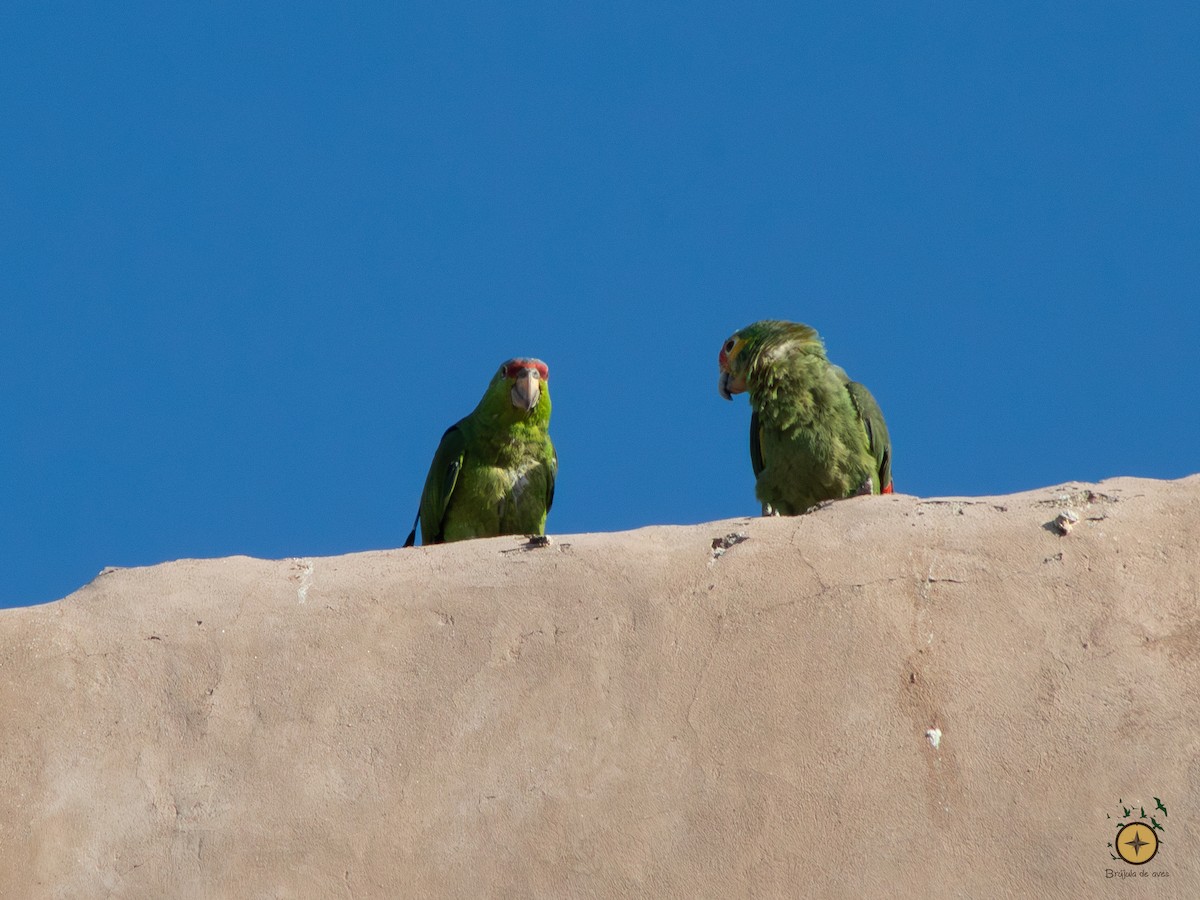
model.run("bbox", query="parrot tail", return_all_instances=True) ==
[403,511,420,548]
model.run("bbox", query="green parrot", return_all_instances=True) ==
[404,358,556,546]
[717,320,892,515]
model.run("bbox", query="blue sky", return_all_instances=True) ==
[3,2,1198,608]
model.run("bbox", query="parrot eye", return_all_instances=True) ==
[723,339,735,353]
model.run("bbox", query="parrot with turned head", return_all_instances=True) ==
[718,320,892,515]
[405,358,556,545]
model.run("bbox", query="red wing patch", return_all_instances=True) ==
[882,482,894,494]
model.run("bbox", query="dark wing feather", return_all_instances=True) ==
[546,444,558,513]
[845,381,892,491]
[749,409,765,478]
[405,424,467,546]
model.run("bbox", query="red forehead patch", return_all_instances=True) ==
[504,359,549,381]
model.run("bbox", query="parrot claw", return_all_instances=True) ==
[501,534,553,553]
[855,478,874,496]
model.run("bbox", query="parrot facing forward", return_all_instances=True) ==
[404,358,556,546]
[718,320,892,515]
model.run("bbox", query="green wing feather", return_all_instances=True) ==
[844,380,892,491]
[404,424,467,546]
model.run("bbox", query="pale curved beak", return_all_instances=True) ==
[511,369,540,411]
[718,370,746,401]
